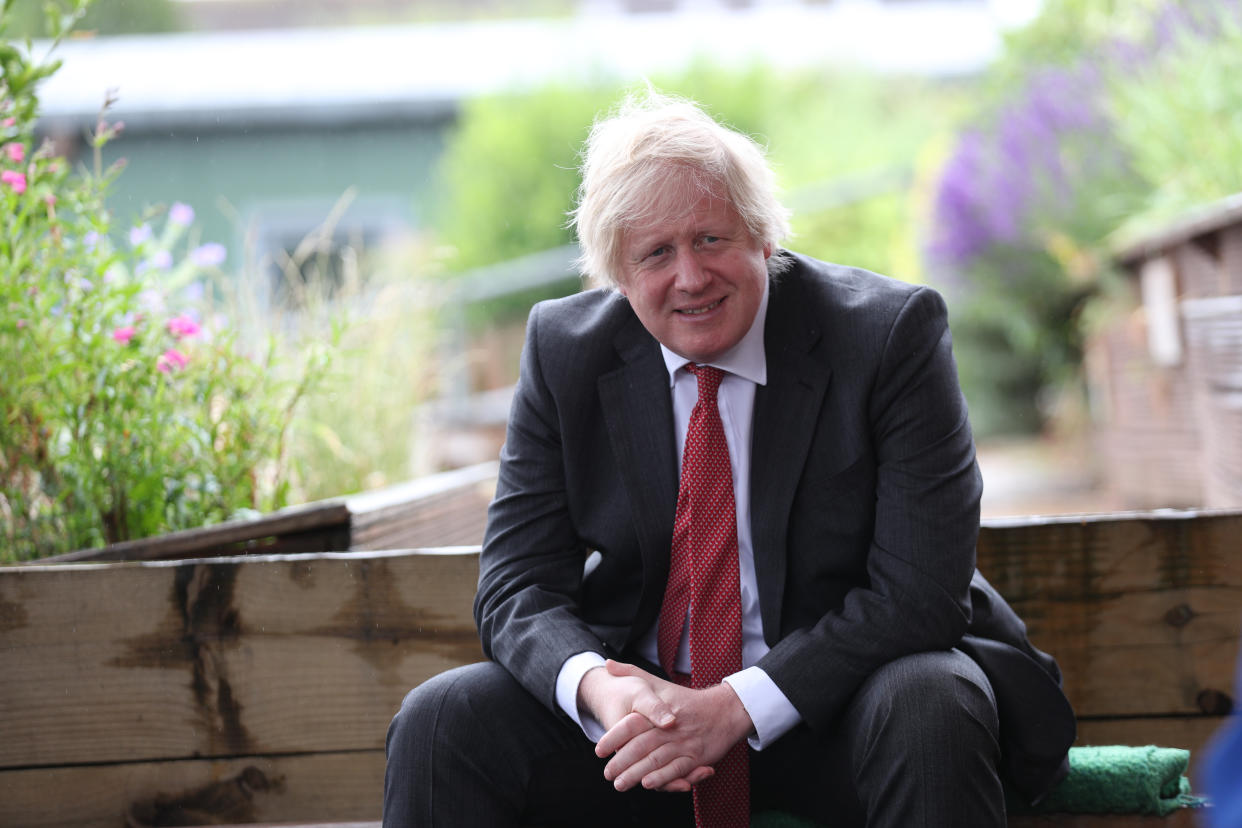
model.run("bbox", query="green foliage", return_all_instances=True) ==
[993,0,1164,85]
[1106,5,1242,240]
[0,4,332,559]
[279,240,441,501]
[435,64,962,289]
[436,85,606,273]
[4,0,181,37]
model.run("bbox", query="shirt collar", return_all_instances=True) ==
[659,276,769,387]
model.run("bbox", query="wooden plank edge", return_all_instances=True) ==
[39,501,353,563]
[5,545,483,574]
[344,462,497,518]
[980,507,1242,530]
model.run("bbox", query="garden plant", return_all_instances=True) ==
[0,0,334,560]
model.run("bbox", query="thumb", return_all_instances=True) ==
[605,659,644,678]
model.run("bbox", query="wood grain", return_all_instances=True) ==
[0,550,482,769]
[0,751,385,828]
[3,510,1237,827]
[977,511,1242,718]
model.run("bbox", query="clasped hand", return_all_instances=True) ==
[578,659,753,793]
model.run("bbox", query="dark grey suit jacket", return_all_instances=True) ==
[474,252,1075,802]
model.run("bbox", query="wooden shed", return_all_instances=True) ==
[1089,193,1242,509]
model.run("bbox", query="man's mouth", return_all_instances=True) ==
[677,297,724,316]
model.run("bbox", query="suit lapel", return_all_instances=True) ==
[598,313,678,637]
[751,272,831,644]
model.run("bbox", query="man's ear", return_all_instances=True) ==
[762,241,772,259]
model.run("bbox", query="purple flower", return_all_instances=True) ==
[83,231,101,252]
[138,288,166,313]
[190,242,227,268]
[169,202,195,226]
[927,57,1121,278]
[137,250,173,275]
[129,224,152,247]
[182,281,206,303]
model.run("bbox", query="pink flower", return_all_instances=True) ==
[157,348,189,373]
[1,117,14,128]
[16,319,27,329]
[112,326,136,344]
[166,314,201,339]
[1,170,26,194]
[3,142,23,163]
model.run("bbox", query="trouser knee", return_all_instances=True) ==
[850,649,999,748]
[386,662,511,763]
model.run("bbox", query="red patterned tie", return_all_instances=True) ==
[657,363,749,828]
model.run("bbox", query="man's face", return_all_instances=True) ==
[616,191,770,364]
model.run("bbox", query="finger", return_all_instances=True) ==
[656,765,714,793]
[600,661,677,728]
[596,711,655,758]
[636,754,704,792]
[604,726,675,782]
[631,689,676,729]
[610,741,683,791]
[604,659,650,679]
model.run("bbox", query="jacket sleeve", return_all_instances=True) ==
[756,285,982,730]
[472,303,608,713]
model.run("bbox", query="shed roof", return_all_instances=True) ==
[31,2,1009,132]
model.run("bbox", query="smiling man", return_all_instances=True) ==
[383,91,1075,828]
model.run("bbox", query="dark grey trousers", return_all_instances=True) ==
[383,649,1004,828]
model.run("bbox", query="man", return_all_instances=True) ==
[384,91,1075,828]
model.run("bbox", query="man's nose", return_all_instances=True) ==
[673,250,710,293]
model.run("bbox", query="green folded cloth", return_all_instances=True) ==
[751,745,1204,827]
[1010,745,1204,817]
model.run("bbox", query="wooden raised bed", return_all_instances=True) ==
[40,461,498,563]
[2,509,1237,827]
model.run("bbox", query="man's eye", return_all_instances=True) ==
[647,246,669,259]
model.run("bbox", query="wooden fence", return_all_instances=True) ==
[1,509,1239,826]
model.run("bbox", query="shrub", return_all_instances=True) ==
[925,0,1240,435]
[0,2,332,559]
[1106,0,1242,238]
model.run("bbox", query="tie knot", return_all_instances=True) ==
[686,363,725,400]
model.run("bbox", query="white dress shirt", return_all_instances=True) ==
[555,279,802,749]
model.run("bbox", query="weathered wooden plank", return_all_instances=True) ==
[977,511,1242,718]
[45,499,354,562]
[0,550,483,769]
[38,462,498,563]
[0,751,385,828]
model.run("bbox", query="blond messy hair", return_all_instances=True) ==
[570,89,792,288]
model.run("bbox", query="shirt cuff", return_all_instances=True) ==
[723,666,802,750]
[555,651,608,742]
